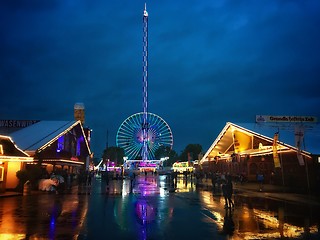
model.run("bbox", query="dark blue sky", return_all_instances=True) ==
[1,0,320,156]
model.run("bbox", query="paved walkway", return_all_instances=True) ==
[0,191,22,197]
[2,177,320,206]
[197,178,320,206]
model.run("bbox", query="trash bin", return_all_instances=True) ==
[23,180,31,195]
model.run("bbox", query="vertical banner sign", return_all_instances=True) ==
[295,126,305,166]
[273,133,281,168]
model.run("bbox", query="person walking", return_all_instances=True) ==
[221,181,228,209]
[129,171,135,192]
[211,172,217,193]
[223,174,234,209]
[226,175,234,209]
[257,172,264,191]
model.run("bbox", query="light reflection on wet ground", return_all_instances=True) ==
[0,174,319,239]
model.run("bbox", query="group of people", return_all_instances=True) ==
[38,170,74,193]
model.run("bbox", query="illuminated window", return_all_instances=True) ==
[57,136,64,153]
[76,137,84,156]
[0,145,3,155]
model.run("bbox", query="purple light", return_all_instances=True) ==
[56,135,64,153]
[139,162,156,167]
[135,199,155,224]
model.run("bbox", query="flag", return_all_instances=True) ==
[295,126,305,166]
[273,132,281,168]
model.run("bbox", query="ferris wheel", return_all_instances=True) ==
[116,112,173,160]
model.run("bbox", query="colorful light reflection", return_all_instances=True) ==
[135,199,156,224]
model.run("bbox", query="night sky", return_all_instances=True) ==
[1,0,320,157]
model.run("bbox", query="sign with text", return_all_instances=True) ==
[0,120,39,128]
[256,115,317,123]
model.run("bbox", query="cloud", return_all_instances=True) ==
[0,0,319,156]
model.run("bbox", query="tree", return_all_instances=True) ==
[180,144,203,162]
[154,146,178,167]
[15,165,43,191]
[102,146,125,166]
[16,169,28,192]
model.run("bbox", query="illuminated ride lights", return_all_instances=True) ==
[116,112,173,160]
[116,4,173,161]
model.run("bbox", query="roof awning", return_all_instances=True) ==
[0,156,33,162]
[36,159,85,166]
[200,122,316,164]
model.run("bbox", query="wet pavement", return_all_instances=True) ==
[0,174,319,240]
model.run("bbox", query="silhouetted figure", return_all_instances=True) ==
[66,172,72,190]
[87,171,93,186]
[257,172,264,191]
[222,182,228,208]
[170,171,175,188]
[222,175,234,209]
[129,171,135,192]
[211,172,217,193]
[225,175,234,209]
[174,171,178,188]
[105,171,109,186]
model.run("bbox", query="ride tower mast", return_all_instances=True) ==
[115,4,173,162]
[142,3,149,161]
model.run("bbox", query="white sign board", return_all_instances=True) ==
[256,115,317,123]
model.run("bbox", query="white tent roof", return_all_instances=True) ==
[0,135,30,157]
[9,120,85,152]
[202,122,320,162]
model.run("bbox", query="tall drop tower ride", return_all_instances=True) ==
[116,4,173,161]
[142,3,149,161]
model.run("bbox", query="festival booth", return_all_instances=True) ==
[200,117,320,191]
[172,161,195,173]
[9,120,92,175]
[0,135,33,192]
[123,160,161,173]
